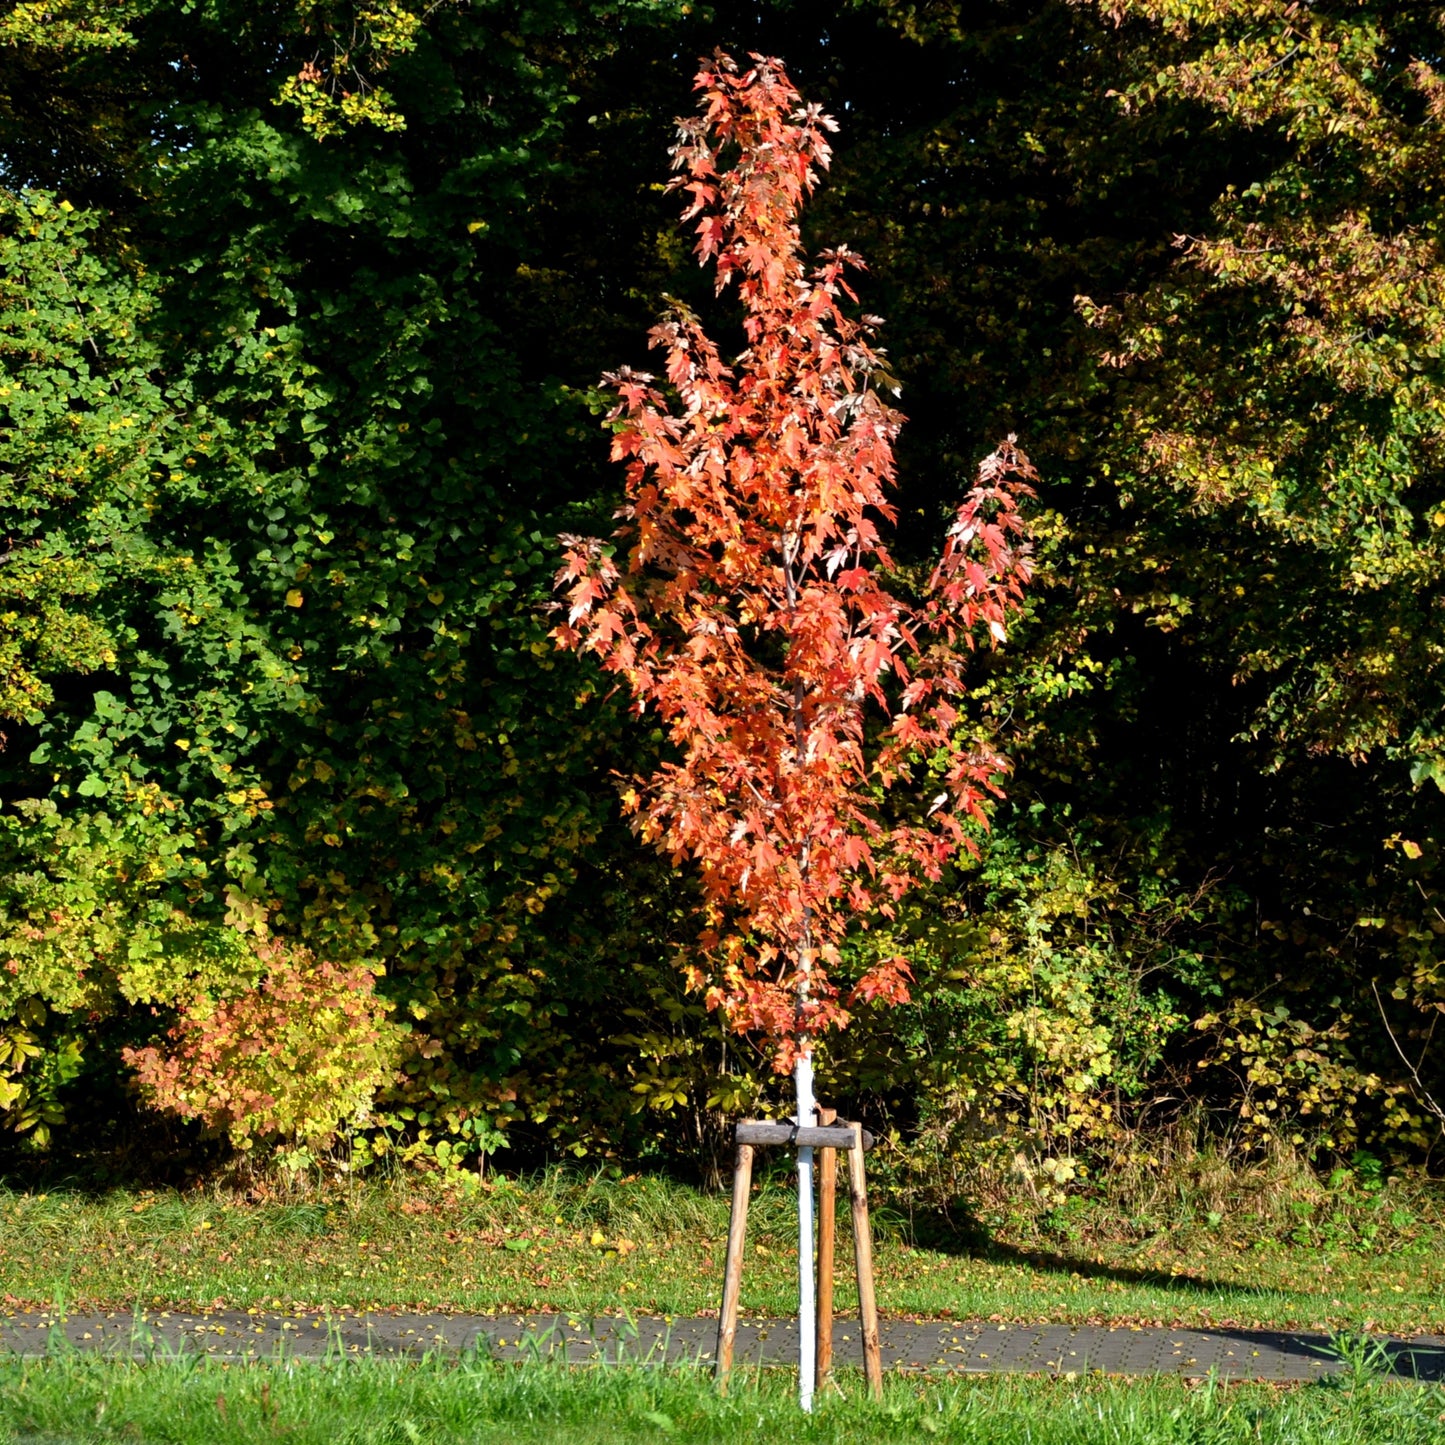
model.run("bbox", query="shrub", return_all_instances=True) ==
[125,941,401,1152]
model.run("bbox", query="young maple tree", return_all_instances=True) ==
[551,49,1034,1405]
[555,48,1034,1061]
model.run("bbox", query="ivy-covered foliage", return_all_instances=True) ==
[0,0,1441,1187]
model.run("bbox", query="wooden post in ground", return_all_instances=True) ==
[846,1120,883,1400]
[715,1136,755,1392]
[815,1105,837,1390]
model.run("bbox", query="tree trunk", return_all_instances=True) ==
[794,1047,816,1412]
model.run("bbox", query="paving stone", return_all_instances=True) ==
[3,1311,1442,1381]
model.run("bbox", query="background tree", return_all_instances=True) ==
[817,0,1445,1169]
[0,0,698,1166]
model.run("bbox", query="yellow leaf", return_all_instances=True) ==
[285,590,304,608]
[1402,840,1423,860]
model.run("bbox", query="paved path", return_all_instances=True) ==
[3,1311,1444,1381]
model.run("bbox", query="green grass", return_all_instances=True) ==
[2,1354,1444,1444]
[3,1166,1444,1335]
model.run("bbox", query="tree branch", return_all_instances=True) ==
[1371,980,1445,1135]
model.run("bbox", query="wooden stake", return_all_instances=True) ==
[815,1105,837,1390]
[715,1137,754,1391]
[846,1120,883,1400]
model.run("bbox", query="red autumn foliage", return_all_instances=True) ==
[552,51,1035,1070]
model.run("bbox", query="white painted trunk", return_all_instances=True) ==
[794,1049,816,1412]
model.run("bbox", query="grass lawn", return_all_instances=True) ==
[2,1166,1442,1336]
[3,1354,1445,1444]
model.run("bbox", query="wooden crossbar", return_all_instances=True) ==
[733,1121,874,1150]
